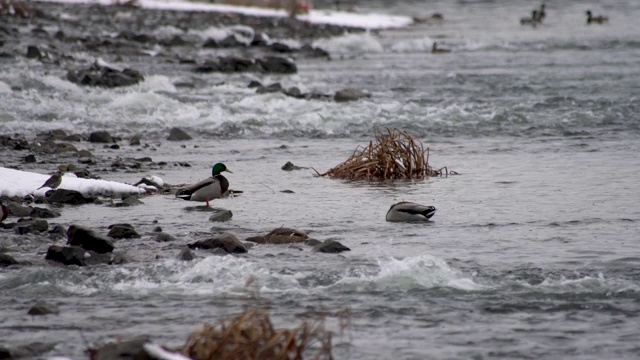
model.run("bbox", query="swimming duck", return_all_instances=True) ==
[520,10,540,25]
[536,4,546,21]
[37,170,63,190]
[386,201,436,222]
[586,10,607,24]
[175,163,232,207]
[1,199,9,222]
[432,42,451,54]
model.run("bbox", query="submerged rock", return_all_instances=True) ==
[246,227,308,244]
[177,247,196,261]
[89,335,152,360]
[13,219,48,235]
[45,245,112,266]
[281,161,307,171]
[313,239,351,253]
[66,62,144,88]
[107,223,140,239]
[46,189,96,205]
[0,253,20,267]
[88,130,114,143]
[334,88,370,102]
[28,301,59,316]
[188,233,248,254]
[209,209,233,222]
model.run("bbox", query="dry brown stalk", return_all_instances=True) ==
[316,128,453,181]
[182,308,333,360]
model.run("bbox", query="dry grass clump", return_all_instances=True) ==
[0,0,35,17]
[182,308,333,360]
[316,128,453,181]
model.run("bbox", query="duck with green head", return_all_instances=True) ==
[175,163,232,207]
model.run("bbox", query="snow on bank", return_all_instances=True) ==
[0,167,146,198]
[35,0,413,29]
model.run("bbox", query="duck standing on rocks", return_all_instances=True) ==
[37,170,63,190]
[176,163,232,207]
[386,201,436,222]
[586,10,608,24]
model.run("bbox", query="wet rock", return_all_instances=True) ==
[334,88,370,102]
[24,154,36,163]
[188,233,248,254]
[38,129,67,141]
[304,238,322,247]
[67,62,144,88]
[117,30,155,43]
[14,219,49,235]
[90,335,151,360]
[3,201,31,217]
[107,223,140,239]
[110,252,132,265]
[300,44,330,58]
[283,86,304,99]
[313,239,351,253]
[177,247,196,261]
[129,135,141,146]
[160,35,187,47]
[256,82,282,94]
[28,301,59,315]
[153,232,176,242]
[48,224,67,240]
[45,245,112,266]
[0,253,20,267]
[246,227,308,244]
[30,207,61,218]
[270,42,294,53]
[67,224,114,253]
[88,130,114,143]
[248,80,262,88]
[26,45,43,59]
[281,161,306,171]
[46,189,96,205]
[280,190,295,193]
[63,134,84,142]
[209,209,233,222]
[167,127,192,141]
[255,56,297,74]
[110,196,144,207]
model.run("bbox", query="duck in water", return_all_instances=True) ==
[586,10,608,24]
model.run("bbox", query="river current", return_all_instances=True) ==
[1,0,640,359]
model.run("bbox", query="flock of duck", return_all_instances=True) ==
[174,162,437,223]
[520,4,608,26]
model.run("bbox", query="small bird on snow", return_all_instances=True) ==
[37,170,63,190]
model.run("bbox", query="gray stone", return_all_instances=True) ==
[313,239,351,254]
[334,88,370,102]
[107,223,140,239]
[67,225,114,253]
[167,127,192,141]
[45,245,112,266]
[246,227,308,244]
[28,301,59,315]
[0,253,19,267]
[177,248,196,261]
[209,209,233,222]
[13,219,49,235]
[188,233,248,254]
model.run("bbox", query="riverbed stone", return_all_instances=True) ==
[46,189,96,205]
[188,233,248,254]
[245,227,308,244]
[167,127,192,141]
[313,239,351,253]
[107,223,140,239]
[0,253,20,267]
[67,224,114,253]
[28,301,59,315]
[45,245,112,266]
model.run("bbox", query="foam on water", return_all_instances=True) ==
[189,25,255,45]
[0,80,11,93]
[313,32,383,59]
[389,37,435,53]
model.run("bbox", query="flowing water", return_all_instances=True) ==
[1,0,640,359]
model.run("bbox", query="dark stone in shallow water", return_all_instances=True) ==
[0,253,20,267]
[88,130,114,143]
[66,62,144,88]
[177,247,196,261]
[13,219,48,235]
[246,227,308,244]
[67,224,114,253]
[167,127,192,141]
[313,239,351,253]
[45,245,112,266]
[209,209,233,222]
[46,189,95,205]
[188,233,247,254]
[334,88,370,102]
[28,301,59,316]
[107,223,140,239]
[281,161,306,171]
[30,206,60,218]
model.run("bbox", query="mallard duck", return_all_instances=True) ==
[175,163,232,207]
[432,42,451,54]
[386,201,436,222]
[520,10,541,25]
[37,170,63,190]
[537,4,546,21]
[1,199,9,222]
[586,10,608,24]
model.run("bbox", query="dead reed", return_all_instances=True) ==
[182,308,333,360]
[316,128,453,181]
